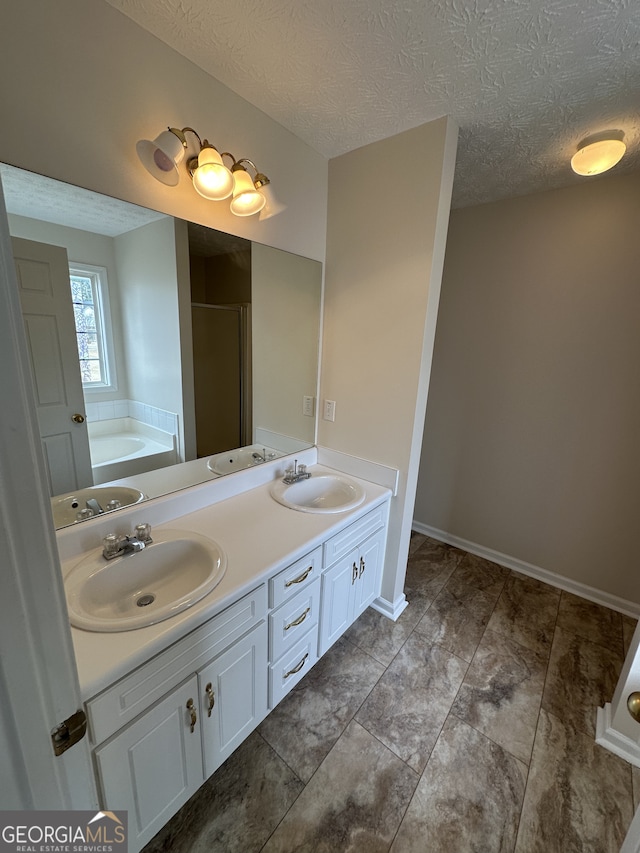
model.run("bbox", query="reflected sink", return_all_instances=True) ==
[65,529,227,632]
[207,445,280,475]
[51,486,146,527]
[270,474,365,514]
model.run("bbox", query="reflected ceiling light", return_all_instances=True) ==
[571,132,626,177]
[136,126,284,219]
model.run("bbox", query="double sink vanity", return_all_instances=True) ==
[57,450,392,852]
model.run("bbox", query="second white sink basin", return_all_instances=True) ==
[270,474,365,514]
[65,530,227,632]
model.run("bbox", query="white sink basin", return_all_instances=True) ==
[51,485,146,527]
[65,529,227,632]
[270,474,365,514]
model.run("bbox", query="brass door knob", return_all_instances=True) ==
[71,413,86,424]
[627,692,640,723]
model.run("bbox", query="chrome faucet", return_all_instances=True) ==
[282,460,312,485]
[85,497,104,515]
[102,523,153,560]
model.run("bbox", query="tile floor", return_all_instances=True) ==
[142,534,638,853]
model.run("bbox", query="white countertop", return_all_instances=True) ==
[65,465,391,700]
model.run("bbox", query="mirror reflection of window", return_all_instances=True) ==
[69,263,117,392]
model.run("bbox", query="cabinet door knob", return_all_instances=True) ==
[359,556,365,578]
[186,698,197,732]
[205,682,215,717]
[284,606,311,631]
[352,562,358,584]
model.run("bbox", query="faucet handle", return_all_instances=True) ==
[102,533,122,559]
[134,523,153,544]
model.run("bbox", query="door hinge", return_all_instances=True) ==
[51,709,87,757]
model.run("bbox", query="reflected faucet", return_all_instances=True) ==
[86,498,104,515]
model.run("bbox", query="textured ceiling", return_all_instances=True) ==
[0,164,165,236]
[104,0,640,207]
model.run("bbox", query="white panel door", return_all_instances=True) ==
[199,621,268,779]
[318,549,358,656]
[12,236,92,494]
[95,675,203,853]
[353,529,385,618]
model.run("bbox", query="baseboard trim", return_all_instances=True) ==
[596,704,640,768]
[370,593,408,622]
[412,522,640,618]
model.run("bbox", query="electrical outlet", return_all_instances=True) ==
[323,399,336,422]
[303,395,315,417]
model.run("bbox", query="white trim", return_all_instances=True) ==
[69,262,118,393]
[596,703,640,768]
[370,593,408,622]
[317,446,399,494]
[621,805,640,853]
[413,522,640,618]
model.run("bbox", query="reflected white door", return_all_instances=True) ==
[0,179,97,810]
[12,236,93,494]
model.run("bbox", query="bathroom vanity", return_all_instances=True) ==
[59,458,392,852]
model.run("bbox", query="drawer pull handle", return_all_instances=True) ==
[352,562,358,584]
[359,556,365,578]
[285,566,313,587]
[284,652,309,679]
[285,607,311,631]
[186,698,197,733]
[205,682,215,717]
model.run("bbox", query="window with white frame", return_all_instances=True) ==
[69,264,117,391]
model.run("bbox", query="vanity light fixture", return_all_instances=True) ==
[570,131,626,177]
[136,126,285,219]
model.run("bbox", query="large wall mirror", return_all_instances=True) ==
[1,164,322,529]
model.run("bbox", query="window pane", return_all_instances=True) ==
[74,304,96,333]
[79,359,102,384]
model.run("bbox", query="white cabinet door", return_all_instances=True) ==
[95,675,203,852]
[199,621,268,779]
[319,527,387,656]
[318,548,358,656]
[352,528,385,618]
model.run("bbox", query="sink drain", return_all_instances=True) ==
[136,593,155,607]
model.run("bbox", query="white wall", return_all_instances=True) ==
[319,118,458,611]
[0,0,327,262]
[114,218,186,455]
[252,243,321,446]
[414,168,640,606]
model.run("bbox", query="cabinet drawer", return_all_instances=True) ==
[269,576,320,662]
[87,584,267,745]
[323,505,387,567]
[269,628,318,708]
[269,546,322,609]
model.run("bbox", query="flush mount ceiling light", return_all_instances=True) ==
[570,132,626,177]
[136,126,285,219]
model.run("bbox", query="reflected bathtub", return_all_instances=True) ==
[89,419,177,484]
